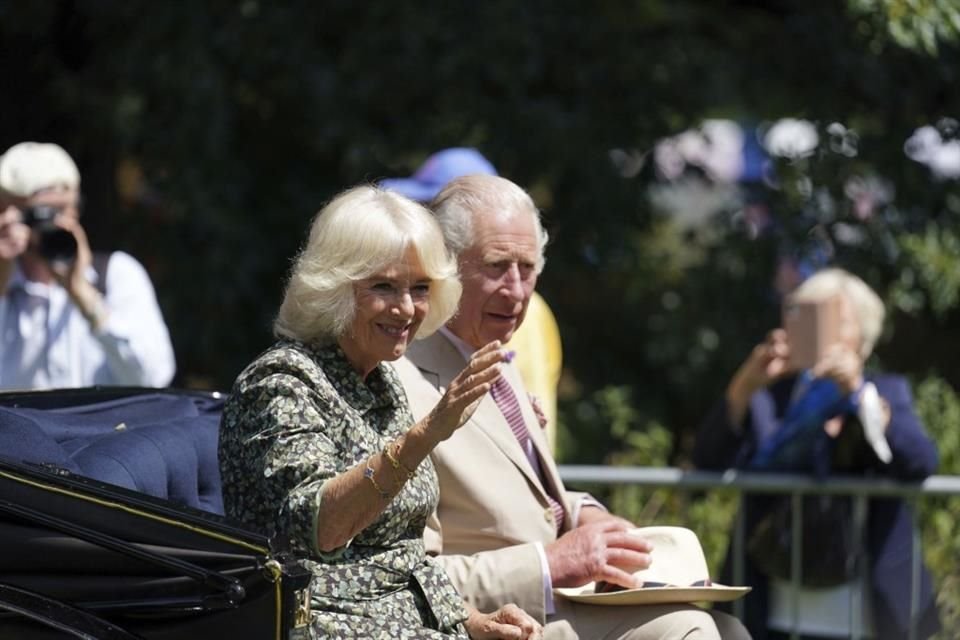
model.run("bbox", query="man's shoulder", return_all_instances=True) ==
[100,250,142,272]
[867,371,912,402]
[96,250,155,288]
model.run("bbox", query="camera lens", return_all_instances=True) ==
[21,205,78,264]
[37,227,78,263]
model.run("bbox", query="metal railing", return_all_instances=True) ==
[557,466,960,640]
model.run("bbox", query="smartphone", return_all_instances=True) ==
[783,295,843,371]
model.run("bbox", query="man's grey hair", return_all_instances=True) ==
[430,174,548,273]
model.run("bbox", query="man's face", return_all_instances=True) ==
[26,187,81,222]
[447,210,539,349]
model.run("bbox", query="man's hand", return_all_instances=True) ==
[545,518,652,589]
[725,328,791,426]
[0,206,29,262]
[813,343,864,396]
[48,214,93,294]
[44,216,108,330]
[0,206,29,294]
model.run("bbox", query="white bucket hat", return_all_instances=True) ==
[554,526,751,606]
[0,142,80,198]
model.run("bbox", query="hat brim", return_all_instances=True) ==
[554,584,751,606]
[378,177,442,203]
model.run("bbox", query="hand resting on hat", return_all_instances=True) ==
[545,509,653,589]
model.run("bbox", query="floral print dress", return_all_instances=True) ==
[219,340,469,639]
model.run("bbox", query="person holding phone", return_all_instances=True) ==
[693,268,941,640]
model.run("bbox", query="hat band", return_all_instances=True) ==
[595,578,713,594]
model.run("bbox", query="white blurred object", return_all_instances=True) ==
[858,382,893,463]
[904,125,960,180]
[763,118,819,159]
[653,119,744,183]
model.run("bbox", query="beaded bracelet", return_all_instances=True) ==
[383,441,416,480]
[363,456,391,500]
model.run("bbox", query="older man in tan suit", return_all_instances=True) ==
[393,174,750,639]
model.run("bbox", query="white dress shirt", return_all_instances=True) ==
[0,251,176,390]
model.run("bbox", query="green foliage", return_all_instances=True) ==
[893,225,960,318]
[848,0,960,54]
[914,376,960,636]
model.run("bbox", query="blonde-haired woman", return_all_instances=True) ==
[694,268,940,640]
[220,186,541,639]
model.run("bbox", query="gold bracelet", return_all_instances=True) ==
[381,445,407,486]
[363,456,391,500]
[383,441,416,480]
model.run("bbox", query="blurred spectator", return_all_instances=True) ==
[382,147,563,447]
[380,147,498,201]
[0,141,175,389]
[693,267,940,640]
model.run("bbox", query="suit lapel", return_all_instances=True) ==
[500,363,571,519]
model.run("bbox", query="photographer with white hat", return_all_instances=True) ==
[0,141,175,390]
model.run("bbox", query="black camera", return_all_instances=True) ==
[20,204,78,264]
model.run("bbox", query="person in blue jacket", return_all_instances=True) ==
[693,267,940,640]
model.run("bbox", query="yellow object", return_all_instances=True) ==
[506,291,563,452]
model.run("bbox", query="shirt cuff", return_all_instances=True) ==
[533,541,555,615]
[572,495,607,527]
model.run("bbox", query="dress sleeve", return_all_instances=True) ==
[220,365,344,558]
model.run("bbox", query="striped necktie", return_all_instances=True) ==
[489,375,565,533]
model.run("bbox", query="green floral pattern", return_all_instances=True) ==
[219,340,468,638]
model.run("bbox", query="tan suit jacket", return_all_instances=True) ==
[394,331,584,622]
[395,333,749,640]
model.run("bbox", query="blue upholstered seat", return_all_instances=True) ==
[0,393,225,515]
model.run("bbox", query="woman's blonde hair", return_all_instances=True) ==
[274,185,461,344]
[790,267,886,359]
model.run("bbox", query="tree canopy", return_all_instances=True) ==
[4,0,960,632]
[3,0,958,450]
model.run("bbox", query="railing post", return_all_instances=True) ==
[790,491,802,640]
[851,493,868,640]
[909,497,921,640]
[733,492,745,621]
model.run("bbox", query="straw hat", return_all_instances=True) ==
[554,526,751,606]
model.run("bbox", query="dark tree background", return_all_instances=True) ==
[3,0,959,450]
[3,1,960,629]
